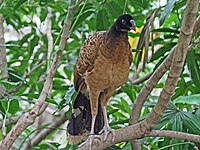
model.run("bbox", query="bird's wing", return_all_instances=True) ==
[74,31,106,92]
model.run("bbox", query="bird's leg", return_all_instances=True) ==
[99,87,116,142]
[100,104,116,142]
[88,115,101,149]
[78,90,101,150]
[78,115,100,149]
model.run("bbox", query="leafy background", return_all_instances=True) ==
[0,0,200,149]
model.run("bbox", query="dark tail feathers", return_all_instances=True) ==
[67,92,104,144]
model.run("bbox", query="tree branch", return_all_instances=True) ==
[78,122,200,150]
[22,111,68,149]
[146,130,200,143]
[132,72,153,85]
[78,123,147,150]
[0,116,20,129]
[130,46,175,150]
[0,1,77,149]
[129,46,175,125]
[192,16,200,38]
[140,0,198,134]
[0,0,8,80]
[46,7,53,61]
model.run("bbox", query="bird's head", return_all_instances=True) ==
[115,14,136,32]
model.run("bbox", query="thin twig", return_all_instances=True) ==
[46,7,53,62]
[36,6,54,136]
[123,0,128,14]
[132,72,153,85]
[146,130,200,143]
[0,116,20,129]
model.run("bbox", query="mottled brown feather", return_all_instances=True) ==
[76,31,132,113]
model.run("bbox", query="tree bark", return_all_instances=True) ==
[146,130,200,143]
[0,0,8,81]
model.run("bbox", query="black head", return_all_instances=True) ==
[114,14,136,32]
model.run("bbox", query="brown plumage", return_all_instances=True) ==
[67,14,136,148]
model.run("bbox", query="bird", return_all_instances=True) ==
[67,14,136,148]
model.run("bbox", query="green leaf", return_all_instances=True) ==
[0,81,19,90]
[96,9,110,31]
[29,35,40,58]
[174,94,200,105]
[160,0,178,26]
[0,67,13,71]
[120,84,136,102]
[181,112,200,134]
[2,99,20,115]
[107,108,119,116]
[22,93,39,99]
[71,10,94,31]
[143,102,156,108]
[45,98,59,106]
[155,102,178,129]
[40,8,47,22]
[171,78,187,100]
[112,103,129,114]
[62,86,76,106]
[14,0,27,10]
[20,32,33,46]
[164,34,178,39]
[173,1,187,10]
[105,1,122,18]
[120,97,131,113]
[186,50,200,87]
[39,0,53,6]
[153,28,179,34]
[150,42,176,62]
[8,72,25,82]
[110,119,129,126]
[153,55,167,71]
[158,142,194,150]
[131,0,146,8]
[0,9,13,15]
[172,113,183,132]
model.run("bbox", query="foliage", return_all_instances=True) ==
[0,0,199,149]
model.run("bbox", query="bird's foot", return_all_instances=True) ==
[100,126,116,142]
[78,134,101,150]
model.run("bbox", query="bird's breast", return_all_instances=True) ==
[84,51,130,90]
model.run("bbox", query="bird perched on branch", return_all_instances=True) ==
[67,14,136,148]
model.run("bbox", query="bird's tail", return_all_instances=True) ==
[67,92,104,144]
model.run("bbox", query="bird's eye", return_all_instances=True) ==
[122,19,126,24]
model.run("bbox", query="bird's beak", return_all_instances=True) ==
[130,20,136,32]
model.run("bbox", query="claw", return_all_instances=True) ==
[78,134,101,150]
[100,126,116,142]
